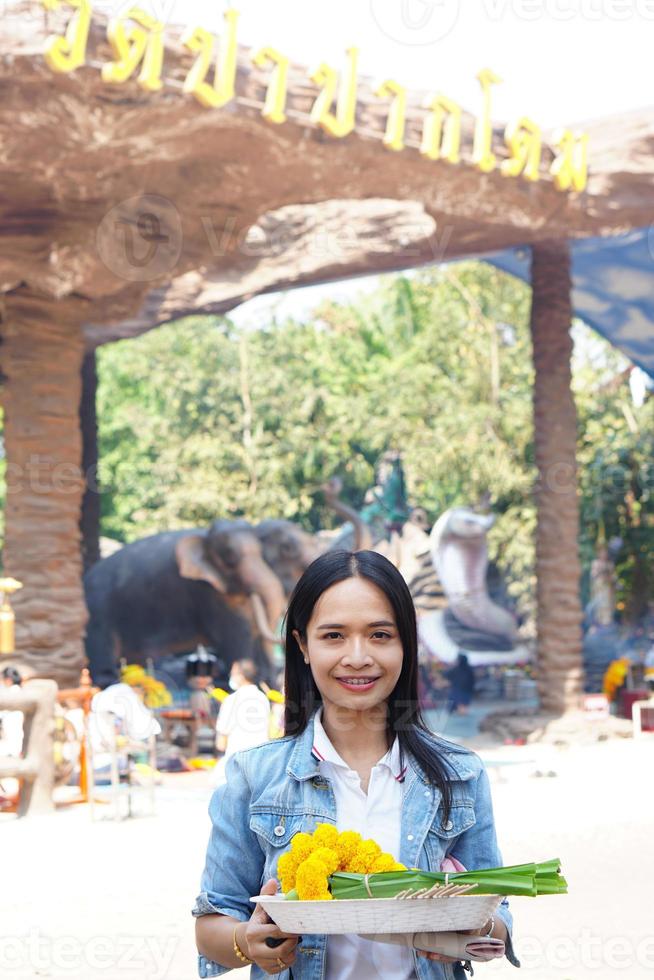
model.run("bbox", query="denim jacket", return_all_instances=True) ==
[193,714,520,979]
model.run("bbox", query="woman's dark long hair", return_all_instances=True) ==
[283,549,458,821]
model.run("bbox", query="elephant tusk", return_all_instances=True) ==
[249,592,283,651]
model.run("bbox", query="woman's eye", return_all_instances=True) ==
[323,632,342,640]
[372,631,391,640]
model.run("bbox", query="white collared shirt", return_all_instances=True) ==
[312,708,416,980]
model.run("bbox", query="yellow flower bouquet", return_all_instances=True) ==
[251,824,565,936]
[277,824,406,901]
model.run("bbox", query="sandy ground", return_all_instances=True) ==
[2,734,653,980]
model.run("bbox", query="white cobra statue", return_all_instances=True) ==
[418,507,529,667]
[429,507,518,642]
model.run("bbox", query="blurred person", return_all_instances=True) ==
[444,652,475,715]
[215,659,271,761]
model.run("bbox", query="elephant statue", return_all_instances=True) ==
[84,520,285,688]
[255,520,324,598]
[254,478,373,601]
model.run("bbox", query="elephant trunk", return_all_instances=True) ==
[241,561,286,668]
[322,477,373,551]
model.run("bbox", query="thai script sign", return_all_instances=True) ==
[41,2,588,192]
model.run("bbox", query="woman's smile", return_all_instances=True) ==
[334,675,381,692]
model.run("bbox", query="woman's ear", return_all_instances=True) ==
[292,629,309,663]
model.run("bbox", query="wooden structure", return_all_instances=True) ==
[3,3,654,710]
[0,679,57,816]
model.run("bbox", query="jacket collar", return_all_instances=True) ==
[286,712,321,782]
[286,711,475,784]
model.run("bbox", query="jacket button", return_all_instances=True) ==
[443,819,454,831]
[407,834,414,841]
[274,825,285,837]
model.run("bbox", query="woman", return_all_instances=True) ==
[193,550,519,978]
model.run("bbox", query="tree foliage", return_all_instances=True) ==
[97,264,539,610]
[1,262,651,621]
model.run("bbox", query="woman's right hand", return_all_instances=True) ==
[240,878,301,975]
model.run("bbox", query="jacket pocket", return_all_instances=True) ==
[249,812,306,886]
[423,802,476,869]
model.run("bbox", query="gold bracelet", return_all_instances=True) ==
[233,925,253,965]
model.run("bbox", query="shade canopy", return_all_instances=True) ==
[487,227,654,377]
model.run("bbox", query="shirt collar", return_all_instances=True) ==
[312,707,407,783]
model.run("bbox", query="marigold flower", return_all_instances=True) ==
[334,830,362,866]
[311,847,339,875]
[277,850,302,893]
[290,833,317,861]
[296,856,333,901]
[346,839,382,873]
[370,852,398,873]
[283,827,404,898]
[313,823,339,848]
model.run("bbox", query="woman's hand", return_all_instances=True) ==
[240,879,301,975]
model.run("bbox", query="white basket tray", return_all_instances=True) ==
[250,893,502,935]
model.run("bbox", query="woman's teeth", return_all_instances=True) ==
[337,677,378,685]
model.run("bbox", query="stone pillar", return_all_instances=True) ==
[2,301,88,686]
[530,241,584,713]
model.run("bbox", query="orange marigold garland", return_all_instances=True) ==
[278,823,406,900]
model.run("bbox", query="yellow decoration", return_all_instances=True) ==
[310,47,359,138]
[473,67,502,174]
[420,94,461,164]
[266,688,285,704]
[251,47,290,125]
[186,757,218,770]
[210,687,230,703]
[102,8,165,92]
[182,10,239,110]
[375,79,406,152]
[550,129,588,192]
[501,117,542,182]
[42,0,92,74]
[278,825,404,899]
[0,578,22,655]
[602,656,630,702]
[120,663,172,708]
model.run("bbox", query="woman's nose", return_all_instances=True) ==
[341,637,374,666]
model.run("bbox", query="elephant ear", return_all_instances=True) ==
[175,534,226,593]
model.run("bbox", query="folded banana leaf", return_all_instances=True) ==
[328,859,567,900]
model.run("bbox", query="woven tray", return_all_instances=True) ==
[250,891,502,935]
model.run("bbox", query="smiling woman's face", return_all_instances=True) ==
[294,575,404,715]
